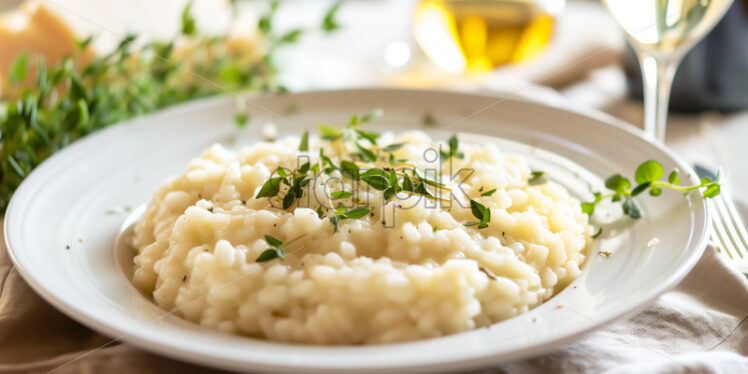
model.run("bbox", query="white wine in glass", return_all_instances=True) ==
[602,0,733,141]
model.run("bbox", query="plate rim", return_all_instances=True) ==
[4,88,710,373]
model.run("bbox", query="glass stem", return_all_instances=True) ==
[636,52,681,143]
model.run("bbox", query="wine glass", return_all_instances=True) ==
[602,0,734,142]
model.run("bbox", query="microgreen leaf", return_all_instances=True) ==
[635,160,664,184]
[668,170,680,185]
[581,202,595,215]
[605,174,631,193]
[631,182,650,196]
[622,197,642,219]
[703,184,720,198]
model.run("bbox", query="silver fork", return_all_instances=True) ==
[694,165,748,275]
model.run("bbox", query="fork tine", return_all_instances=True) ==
[710,199,740,260]
[719,194,748,255]
[713,194,747,259]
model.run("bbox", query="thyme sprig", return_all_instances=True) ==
[256,233,308,262]
[440,134,464,161]
[329,207,371,233]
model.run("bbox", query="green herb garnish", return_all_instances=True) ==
[481,188,497,197]
[322,1,343,33]
[583,160,720,219]
[256,233,307,262]
[440,133,464,161]
[299,131,309,151]
[329,207,371,233]
[464,199,490,229]
[528,171,547,186]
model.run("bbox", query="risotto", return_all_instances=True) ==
[131,128,592,344]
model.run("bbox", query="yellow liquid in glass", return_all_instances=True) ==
[413,0,557,73]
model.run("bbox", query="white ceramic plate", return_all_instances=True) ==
[5,89,708,373]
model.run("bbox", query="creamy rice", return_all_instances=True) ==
[131,130,592,344]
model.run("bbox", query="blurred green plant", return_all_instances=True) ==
[0,1,341,212]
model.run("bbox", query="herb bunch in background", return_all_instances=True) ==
[0,1,341,212]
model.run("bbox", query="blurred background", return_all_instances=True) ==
[1,0,747,199]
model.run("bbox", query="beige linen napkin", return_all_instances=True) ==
[2,221,747,373]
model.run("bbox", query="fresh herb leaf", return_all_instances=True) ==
[382,143,405,152]
[181,1,197,36]
[340,161,360,179]
[318,124,343,140]
[264,234,283,247]
[322,1,343,33]
[355,129,380,144]
[342,207,370,219]
[528,171,548,186]
[355,142,377,162]
[631,182,650,196]
[256,248,284,262]
[331,191,353,199]
[468,199,490,229]
[440,133,464,160]
[360,108,382,123]
[622,197,642,219]
[9,52,29,84]
[299,131,309,151]
[668,170,680,185]
[234,112,249,128]
[256,177,283,198]
[362,174,389,190]
[481,188,497,197]
[634,160,664,184]
[703,183,720,198]
[282,191,295,209]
